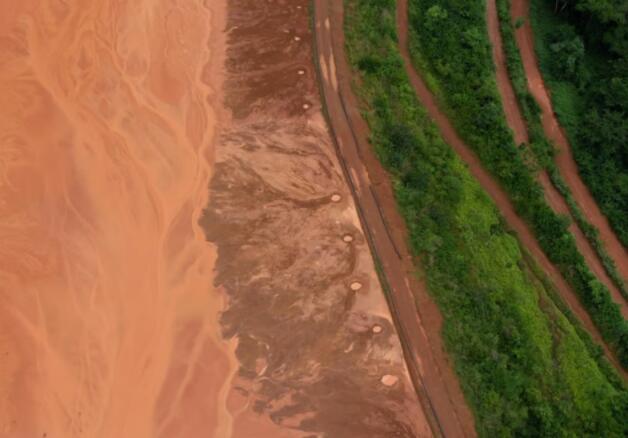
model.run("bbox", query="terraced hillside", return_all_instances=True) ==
[338,0,628,435]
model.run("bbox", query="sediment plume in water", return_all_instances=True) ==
[0,1,236,436]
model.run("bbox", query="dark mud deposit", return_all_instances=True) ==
[200,0,430,436]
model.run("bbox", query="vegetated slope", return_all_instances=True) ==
[313,2,475,435]
[488,0,628,319]
[495,0,628,304]
[344,0,628,436]
[506,0,628,305]
[401,0,626,375]
[527,0,628,248]
[406,0,628,368]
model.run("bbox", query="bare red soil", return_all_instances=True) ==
[313,1,477,437]
[511,0,628,298]
[487,0,530,147]
[397,0,627,378]
[487,0,628,320]
[0,0,435,436]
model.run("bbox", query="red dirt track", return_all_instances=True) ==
[313,1,476,436]
[511,0,628,298]
[397,0,626,378]
[487,0,628,320]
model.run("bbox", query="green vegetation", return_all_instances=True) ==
[551,169,628,301]
[527,0,628,247]
[494,0,628,302]
[343,0,627,435]
[407,0,628,367]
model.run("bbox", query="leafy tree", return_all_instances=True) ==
[545,23,590,85]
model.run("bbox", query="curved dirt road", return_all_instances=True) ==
[313,1,477,437]
[486,0,628,319]
[511,0,628,291]
[397,0,626,378]
[0,1,237,436]
[487,0,529,147]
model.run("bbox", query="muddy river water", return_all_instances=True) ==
[0,0,233,436]
[0,0,428,436]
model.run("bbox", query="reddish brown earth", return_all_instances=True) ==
[487,0,529,147]
[397,0,627,378]
[313,1,476,437]
[199,0,433,436]
[0,0,434,436]
[0,0,238,436]
[511,0,628,298]
[487,0,628,320]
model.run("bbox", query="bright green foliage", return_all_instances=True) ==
[406,0,628,367]
[343,0,627,436]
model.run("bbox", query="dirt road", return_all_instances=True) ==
[486,0,628,319]
[397,0,626,378]
[487,0,529,147]
[199,0,433,436]
[0,1,237,436]
[313,1,477,437]
[511,0,628,294]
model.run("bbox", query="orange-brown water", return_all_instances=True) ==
[0,1,236,436]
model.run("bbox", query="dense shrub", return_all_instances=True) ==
[342,0,627,435]
[407,0,628,367]
[530,0,628,247]
[495,0,628,301]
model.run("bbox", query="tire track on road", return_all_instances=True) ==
[312,1,477,436]
[487,0,628,317]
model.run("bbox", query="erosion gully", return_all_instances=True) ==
[510,0,628,301]
[396,0,627,378]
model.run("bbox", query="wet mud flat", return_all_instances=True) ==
[200,0,430,436]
